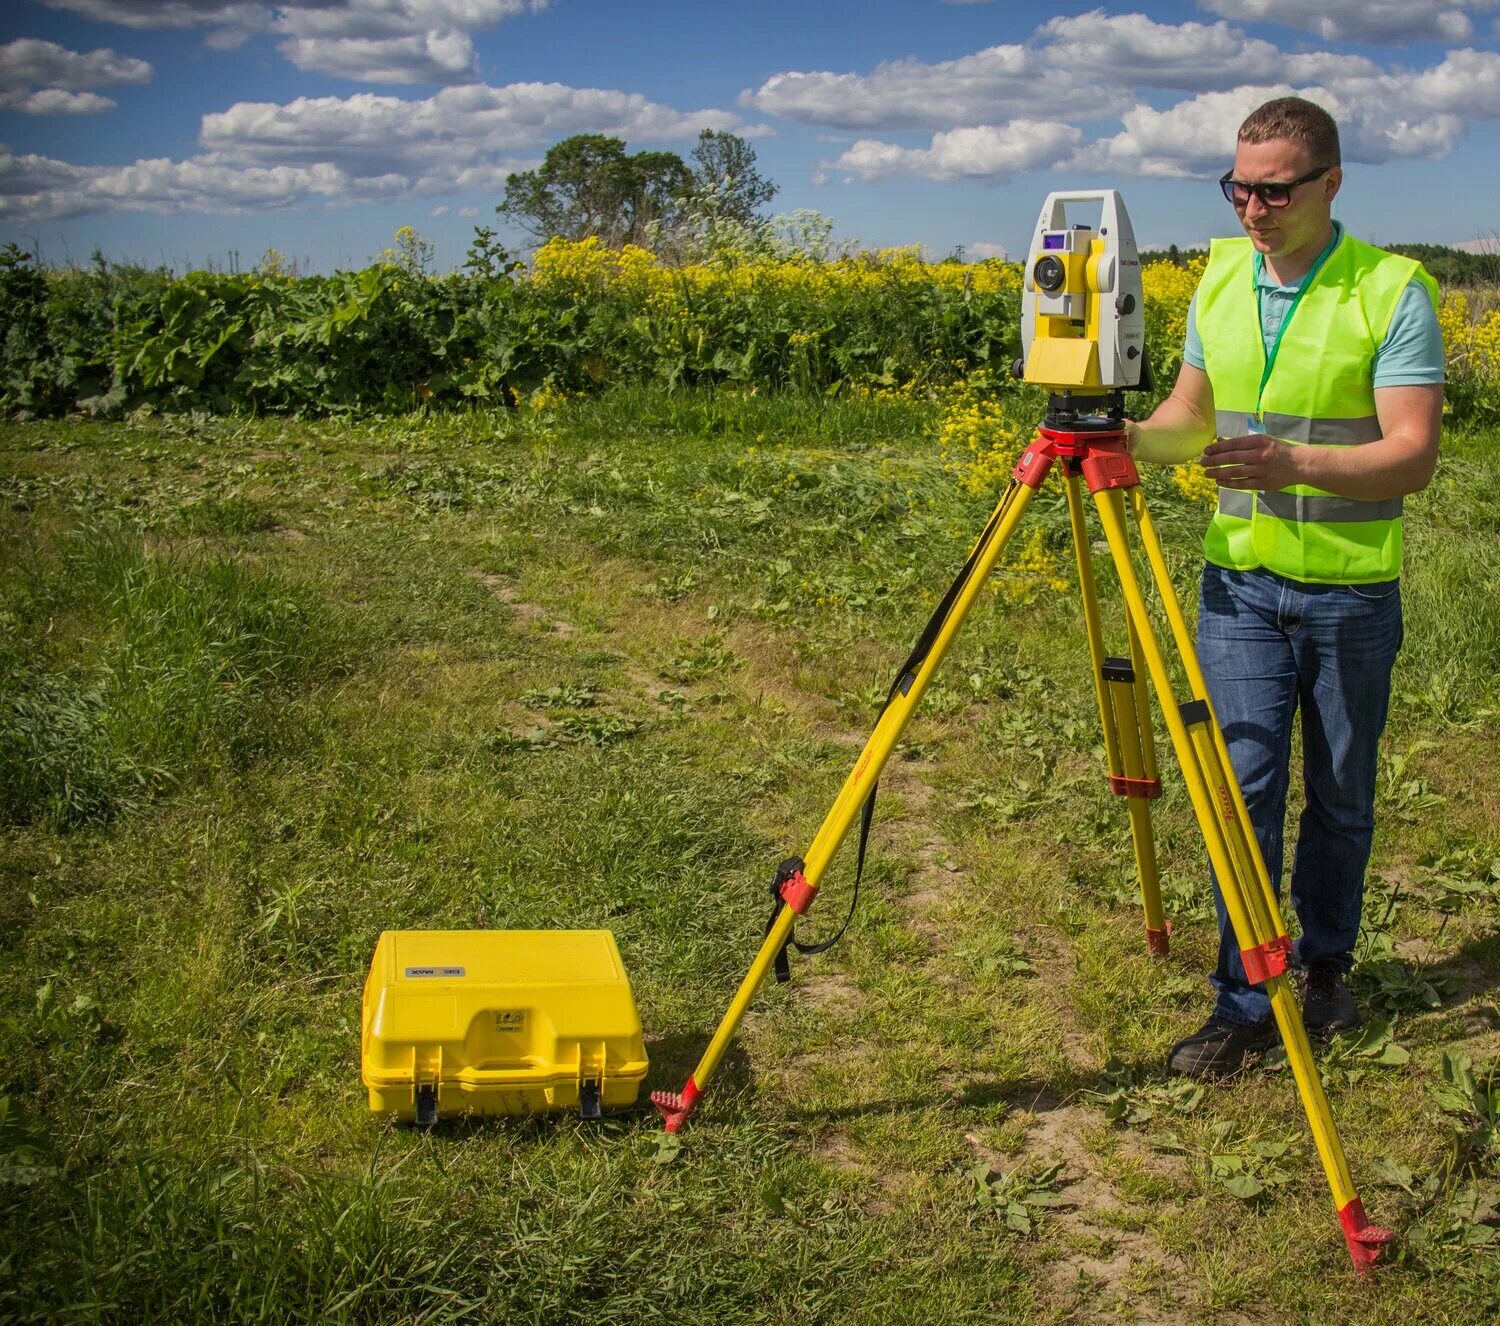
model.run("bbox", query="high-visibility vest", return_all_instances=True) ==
[1194,232,1438,583]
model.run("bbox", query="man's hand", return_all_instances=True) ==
[1200,433,1301,491]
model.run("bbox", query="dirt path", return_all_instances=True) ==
[475,555,1215,1320]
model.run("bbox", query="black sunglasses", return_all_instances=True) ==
[1219,165,1332,208]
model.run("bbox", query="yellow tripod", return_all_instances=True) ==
[651,405,1394,1271]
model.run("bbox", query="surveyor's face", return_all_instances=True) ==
[1230,137,1341,261]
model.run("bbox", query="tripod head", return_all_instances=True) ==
[1012,190,1153,429]
[1043,388,1127,430]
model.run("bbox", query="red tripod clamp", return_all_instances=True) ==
[1013,412,1140,495]
[650,1076,701,1133]
[1240,934,1293,985]
[1339,1198,1396,1273]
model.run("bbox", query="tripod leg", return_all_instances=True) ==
[1064,473,1168,954]
[653,473,1045,1132]
[1119,608,1168,952]
[1089,484,1392,1272]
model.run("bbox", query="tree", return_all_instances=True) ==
[497,130,776,253]
[499,134,693,250]
[686,129,776,225]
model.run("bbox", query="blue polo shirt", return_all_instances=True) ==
[1182,223,1445,386]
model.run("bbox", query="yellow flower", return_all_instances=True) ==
[1141,255,1205,355]
[1440,289,1500,380]
[1172,461,1219,505]
[527,383,571,414]
[935,379,1030,496]
[997,526,1071,604]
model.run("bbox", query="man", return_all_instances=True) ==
[1127,96,1445,1079]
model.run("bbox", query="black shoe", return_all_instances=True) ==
[1298,961,1362,1039]
[1167,1014,1279,1080]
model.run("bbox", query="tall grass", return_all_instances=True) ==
[0,523,350,828]
[7,1138,483,1322]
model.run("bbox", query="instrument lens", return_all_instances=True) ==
[1033,255,1066,293]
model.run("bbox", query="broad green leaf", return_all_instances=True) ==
[1221,1174,1265,1200]
[1370,1158,1414,1189]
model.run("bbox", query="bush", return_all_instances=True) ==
[0,240,1020,417]
[2,238,1494,423]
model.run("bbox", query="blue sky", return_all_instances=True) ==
[2,1,1497,272]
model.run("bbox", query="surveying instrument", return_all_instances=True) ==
[650,190,1395,1271]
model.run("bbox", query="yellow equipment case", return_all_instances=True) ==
[361,930,648,1123]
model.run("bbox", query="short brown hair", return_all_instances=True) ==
[1238,96,1341,167]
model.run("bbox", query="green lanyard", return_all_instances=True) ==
[1252,226,1341,421]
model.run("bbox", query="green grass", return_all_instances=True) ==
[1,521,350,828]
[2,389,1498,1323]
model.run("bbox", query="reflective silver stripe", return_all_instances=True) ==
[1256,491,1403,524]
[1216,488,1402,524]
[1213,411,1381,446]
[1217,488,1254,519]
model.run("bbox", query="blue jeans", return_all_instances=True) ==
[1195,562,1403,1025]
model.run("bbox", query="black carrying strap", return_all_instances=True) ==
[766,485,1018,982]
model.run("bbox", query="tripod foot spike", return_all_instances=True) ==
[1338,1198,1395,1274]
[651,1077,700,1133]
[1145,923,1170,957]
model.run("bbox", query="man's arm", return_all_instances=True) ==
[1199,384,1443,500]
[1125,362,1217,465]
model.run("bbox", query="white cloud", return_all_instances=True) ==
[1305,48,1500,161]
[1071,48,1500,181]
[39,1,548,84]
[0,79,749,220]
[14,9,1500,220]
[0,38,152,114]
[745,45,1126,131]
[829,121,1083,182]
[273,2,541,40]
[0,38,152,90]
[1072,85,1298,177]
[1406,47,1500,116]
[38,1,266,29]
[200,83,748,172]
[0,144,398,221]
[4,90,120,114]
[39,0,541,31]
[966,241,1009,260]
[279,29,477,82]
[811,30,1494,187]
[743,12,1388,134]
[204,26,254,51]
[1035,11,1378,91]
[1197,0,1476,44]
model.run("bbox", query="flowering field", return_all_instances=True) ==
[4,237,1497,426]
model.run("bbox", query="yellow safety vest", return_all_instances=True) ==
[1194,232,1438,583]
